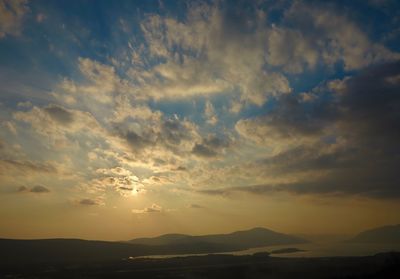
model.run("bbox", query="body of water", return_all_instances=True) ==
[233,242,400,258]
[131,242,400,260]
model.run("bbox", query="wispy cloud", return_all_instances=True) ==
[0,0,29,38]
[132,203,163,214]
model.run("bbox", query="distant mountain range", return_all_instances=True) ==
[0,227,306,264]
[3,224,398,265]
[129,227,306,249]
[350,224,400,243]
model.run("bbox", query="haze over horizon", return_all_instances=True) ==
[1,0,400,241]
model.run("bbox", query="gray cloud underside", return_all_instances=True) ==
[43,105,74,125]
[192,135,231,158]
[189,203,205,209]
[233,61,400,198]
[17,185,50,193]
[198,173,399,199]
[30,185,50,193]
[0,159,57,174]
[79,198,100,206]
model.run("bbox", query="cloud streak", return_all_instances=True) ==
[0,0,29,38]
[132,203,163,214]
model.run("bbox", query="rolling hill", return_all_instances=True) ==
[0,227,307,264]
[351,224,400,243]
[129,227,307,249]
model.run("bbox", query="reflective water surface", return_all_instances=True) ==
[132,242,400,259]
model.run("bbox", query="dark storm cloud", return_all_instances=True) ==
[235,91,337,147]
[254,61,400,146]
[258,145,358,174]
[197,173,400,199]
[233,61,400,198]
[338,61,400,144]
[43,105,74,125]
[273,95,336,136]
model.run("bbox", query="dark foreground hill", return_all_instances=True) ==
[0,238,246,264]
[1,251,399,279]
[0,239,148,264]
[0,227,306,264]
[129,227,307,249]
[350,224,400,243]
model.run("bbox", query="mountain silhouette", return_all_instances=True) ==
[350,224,400,243]
[129,227,307,249]
[0,227,306,264]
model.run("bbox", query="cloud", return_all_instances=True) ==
[196,184,267,197]
[96,167,135,177]
[17,101,32,108]
[235,94,334,153]
[16,185,50,194]
[112,113,201,164]
[43,105,74,125]
[14,105,97,132]
[81,167,146,198]
[55,58,134,104]
[132,203,163,214]
[116,0,399,109]
[204,100,218,125]
[270,1,400,72]
[0,159,57,175]
[132,2,291,105]
[78,198,102,206]
[335,61,400,144]
[2,0,400,206]
[0,0,29,38]
[13,104,104,149]
[17,185,27,192]
[189,203,205,209]
[267,25,319,73]
[192,143,218,158]
[2,121,17,135]
[192,134,231,158]
[0,140,62,185]
[196,169,400,199]
[122,130,152,151]
[29,185,50,193]
[232,60,400,198]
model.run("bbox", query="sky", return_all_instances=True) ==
[1,0,400,241]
